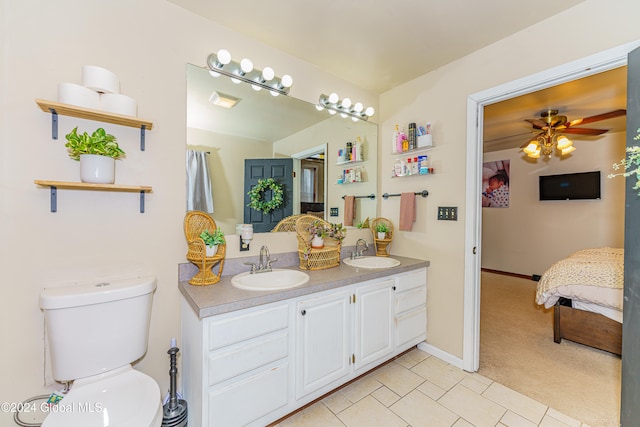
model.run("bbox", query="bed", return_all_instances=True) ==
[535,247,623,355]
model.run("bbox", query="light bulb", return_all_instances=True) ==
[341,98,352,109]
[208,70,221,78]
[315,104,324,111]
[217,49,231,65]
[230,77,241,84]
[523,141,538,154]
[270,90,279,97]
[251,84,262,91]
[351,116,359,122]
[328,109,337,115]
[240,58,253,74]
[556,135,572,150]
[281,74,293,88]
[261,67,275,81]
[340,112,348,118]
[561,146,576,155]
[328,93,339,104]
[365,107,375,117]
[353,102,363,113]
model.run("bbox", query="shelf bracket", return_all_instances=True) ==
[50,186,58,212]
[140,125,146,151]
[49,108,59,140]
[140,190,145,213]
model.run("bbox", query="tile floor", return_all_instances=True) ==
[275,348,590,427]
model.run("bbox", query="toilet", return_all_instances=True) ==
[39,275,162,427]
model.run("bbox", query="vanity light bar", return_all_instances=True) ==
[206,49,293,96]
[317,93,375,122]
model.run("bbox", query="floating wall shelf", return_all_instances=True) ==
[35,99,154,150]
[34,180,153,213]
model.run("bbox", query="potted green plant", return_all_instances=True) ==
[200,228,226,257]
[64,127,126,184]
[375,223,389,240]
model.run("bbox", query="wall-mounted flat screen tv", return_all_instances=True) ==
[539,171,601,200]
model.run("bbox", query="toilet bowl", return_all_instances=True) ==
[39,275,161,427]
[42,366,162,427]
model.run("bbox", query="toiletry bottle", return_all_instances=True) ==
[356,137,363,162]
[396,128,404,153]
[408,123,416,150]
[346,141,353,161]
[392,125,399,154]
[394,159,404,177]
[412,157,419,175]
[406,158,412,176]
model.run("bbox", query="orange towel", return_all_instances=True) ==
[344,196,356,226]
[399,193,416,231]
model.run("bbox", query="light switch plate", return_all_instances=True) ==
[438,206,458,221]
[330,207,339,217]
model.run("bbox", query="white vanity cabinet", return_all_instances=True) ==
[181,266,427,427]
[295,288,352,399]
[181,300,292,427]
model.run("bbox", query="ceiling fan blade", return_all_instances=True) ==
[562,127,608,135]
[566,109,626,127]
[525,118,547,129]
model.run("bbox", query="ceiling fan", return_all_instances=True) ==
[521,108,626,159]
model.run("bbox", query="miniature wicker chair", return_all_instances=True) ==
[295,215,341,270]
[271,214,303,232]
[184,211,226,285]
[370,217,394,256]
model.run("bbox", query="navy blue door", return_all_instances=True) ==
[244,158,294,232]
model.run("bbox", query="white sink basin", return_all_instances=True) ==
[343,256,401,269]
[231,269,310,291]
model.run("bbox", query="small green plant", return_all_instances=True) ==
[375,223,389,233]
[307,221,346,242]
[609,127,640,196]
[200,228,226,247]
[64,127,126,160]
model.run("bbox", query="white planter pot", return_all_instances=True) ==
[205,245,218,257]
[80,154,115,184]
[377,232,386,240]
[311,235,324,249]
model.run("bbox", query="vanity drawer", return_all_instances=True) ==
[395,269,426,293]
[395,286,426,315]
[208,331,288,386]
[208,361,289,427]
[207,304,288,350]
[396,306,427,349]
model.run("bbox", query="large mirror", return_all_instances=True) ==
[186,64,378,235]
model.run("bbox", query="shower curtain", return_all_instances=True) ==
[186,149,214,213]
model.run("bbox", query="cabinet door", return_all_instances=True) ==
[354,279,395,371]
[296,289,351,399]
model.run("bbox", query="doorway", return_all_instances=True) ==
[463,41,640,372]
[292,144,328,219]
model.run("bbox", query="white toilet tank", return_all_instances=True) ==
[40,275,156,382]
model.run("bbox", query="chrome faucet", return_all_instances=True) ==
[352,238,369,259]
[246,245,276,274]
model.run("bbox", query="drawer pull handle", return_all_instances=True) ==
[301,309,306,316]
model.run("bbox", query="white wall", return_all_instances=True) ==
[482,132,626,275]
[379,0,640,358]
[0,0,376,421]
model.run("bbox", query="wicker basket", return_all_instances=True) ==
[295,215,341,270]
[271,214,303,232]
[184,211,226,285]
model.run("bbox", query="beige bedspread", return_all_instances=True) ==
[535,247,624,310]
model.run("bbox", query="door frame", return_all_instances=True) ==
[292,144,328,217]
[463,40,640,372]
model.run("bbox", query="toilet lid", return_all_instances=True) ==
[42,367,161,427]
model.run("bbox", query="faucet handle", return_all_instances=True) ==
[243,261,257,273]
[266,257,278,270]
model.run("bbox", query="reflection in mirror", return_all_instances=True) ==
[186,64,378,235]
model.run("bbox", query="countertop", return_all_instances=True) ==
[179,256,429,319]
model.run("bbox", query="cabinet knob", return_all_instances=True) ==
[301,309,306,316]
[392,286,396,291]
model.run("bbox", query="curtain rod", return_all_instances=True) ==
[341,194,376,200]
[382,190,429,200]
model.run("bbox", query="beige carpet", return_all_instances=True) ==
[478,271,621,427]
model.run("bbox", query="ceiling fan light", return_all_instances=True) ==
[523,141,539,154]
[527,150,541,159]
[561,145,576,155]
[556,135,572,150]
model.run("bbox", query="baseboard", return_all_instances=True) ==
[481,268,533,281]
[417,342,464,370]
